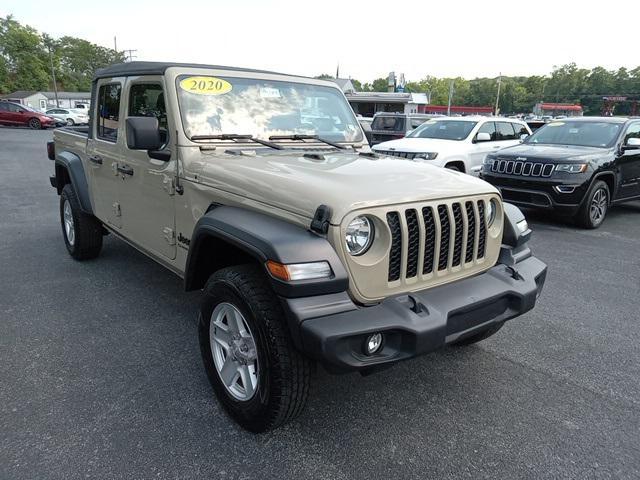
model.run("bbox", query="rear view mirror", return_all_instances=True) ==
[624,137,640,150]
[475,132,491,142]
[126,117,163,151]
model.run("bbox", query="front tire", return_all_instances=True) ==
[66,118,75,126]
[60,184,103,260]
[576,180,609,229]
[28,118,41,129]
[199,265,311,433]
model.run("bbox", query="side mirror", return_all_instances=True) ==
[520,133,529,141]
[475,132,491,142]
[623,137,640,151]
[126,117,163,151]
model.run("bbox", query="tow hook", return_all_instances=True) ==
[505,266,524,281]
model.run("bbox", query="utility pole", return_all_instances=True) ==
[495,73,502,115]
[114,36,118,53]
[447,80,454,116]
[48,45,59,108]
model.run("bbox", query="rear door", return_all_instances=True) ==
[118,78,176,260]
[496,121,522,148]
[0,102,12,124]
[86,79,125,228]
[616,122,640,199]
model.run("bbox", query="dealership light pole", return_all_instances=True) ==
[447,80,454,116]
[495,73,502,115]
[47,45,60,108]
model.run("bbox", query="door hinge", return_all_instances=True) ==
[163,227,176,245]
[163,176,176,196]
[112,202,121,217]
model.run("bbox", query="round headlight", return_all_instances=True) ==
[345,216,374,256]
[485,199,498,227]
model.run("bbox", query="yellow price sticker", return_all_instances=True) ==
[179,76,232,95]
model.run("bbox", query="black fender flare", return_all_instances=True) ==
[590,171,616,199]
[55,151,93,214]
[184,206,349,298]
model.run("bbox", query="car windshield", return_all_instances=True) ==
[176,75,362,142]
[525,121,622,148]
[371,116,405,131]
[406,119,477,141]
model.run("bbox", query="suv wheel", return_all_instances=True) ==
[451,322,504,346]
[199,265,311,432]
[66,118,75,126]
[60,184,103,260]
[576,180,609,229]
[28,118,42,129]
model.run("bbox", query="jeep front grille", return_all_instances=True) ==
[376,150,420,159]
[385,200,488,283]
[491,158,554,177]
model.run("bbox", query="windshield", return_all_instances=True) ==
[176,75,362,142]
[526,121,622,148]
[371,116,406,132]
[406,119,477,141]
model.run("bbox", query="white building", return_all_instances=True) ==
[0,91,91,110]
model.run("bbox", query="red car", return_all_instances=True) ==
[0,101,57,129]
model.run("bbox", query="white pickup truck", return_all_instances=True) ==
[373,116,531,175]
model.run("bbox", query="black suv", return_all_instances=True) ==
[480,117,640,228]
[369,113,432,145]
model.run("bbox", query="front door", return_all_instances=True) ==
[86,80,125,229]
[616,122,640,199]
[118,78,176,260]
[469,121,501,171]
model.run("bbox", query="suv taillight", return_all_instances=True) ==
[47,141,55,160]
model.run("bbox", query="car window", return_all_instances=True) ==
[477,121,497,141]
[496,122,517,140]
[624,123,640,144]
[372,116,406,131]
[128,83,167,129]
[0,103,8,112]
[97,83,122,142]
[7,103,23,113]
[513,123,530,136]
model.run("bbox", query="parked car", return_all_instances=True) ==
[45,108,90,126]
[48,61,546,432]
[357,116,373,144]
[369,112,433,145]
[480,117,640,228]
[0,101,56,129]
[372,116,531,174]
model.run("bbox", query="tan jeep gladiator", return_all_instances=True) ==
[48,61,547,432]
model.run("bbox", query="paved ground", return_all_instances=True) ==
[1,127,639,480]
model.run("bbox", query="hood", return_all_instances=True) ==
[190,149,498,223]
[494,143,612,163]
[372,137,464,153]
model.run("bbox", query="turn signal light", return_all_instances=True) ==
[266,260,332,281]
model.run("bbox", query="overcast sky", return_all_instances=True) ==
[2,0,639,83]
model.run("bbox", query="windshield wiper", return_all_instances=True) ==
[190,134,283,150]
[268,134,348,150]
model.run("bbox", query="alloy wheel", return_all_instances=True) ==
[589,188,608,225]
[63,199,75,246]
[210,302,259,401]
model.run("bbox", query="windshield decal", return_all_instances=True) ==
[179,76,232,96]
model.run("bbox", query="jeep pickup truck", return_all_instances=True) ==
[48,61,547,432]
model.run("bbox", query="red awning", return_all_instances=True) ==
[540,103,583,111]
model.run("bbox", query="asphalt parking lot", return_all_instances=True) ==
[1,127,639,480]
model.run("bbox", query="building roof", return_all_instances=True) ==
[94,61,304,81]
[332,78,355,93]
[41,91,91,100]
[0,91,40,99]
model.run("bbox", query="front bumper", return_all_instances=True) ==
[283,254,547,372]
[480,170,591,215]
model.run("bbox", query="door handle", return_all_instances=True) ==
[117,164,134,176]
[88,155,103,165]
[491,145,501,149]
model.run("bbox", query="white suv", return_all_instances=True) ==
[372,116,531,175]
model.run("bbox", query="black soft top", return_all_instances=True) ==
[94,61,308,82]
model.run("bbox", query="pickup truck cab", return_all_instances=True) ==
[372,116,531,174]
[48,62,547,432]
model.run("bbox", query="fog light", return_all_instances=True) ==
[364,333,383,355]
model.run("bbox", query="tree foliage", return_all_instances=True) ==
[325,63,640,115]
[0,15,124,93]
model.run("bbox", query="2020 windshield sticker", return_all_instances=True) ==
[179,76,232,95]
